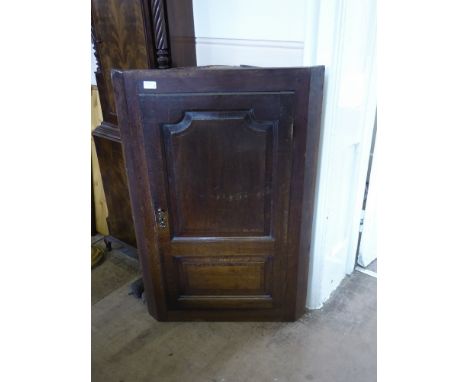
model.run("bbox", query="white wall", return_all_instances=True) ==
[91,42,97,85]
[193,0,309,67]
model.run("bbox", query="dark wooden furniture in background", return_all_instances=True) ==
[91,0,196,247]
[91,165,97,236]
[112,66,324,321]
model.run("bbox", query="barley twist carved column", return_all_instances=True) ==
[150,0,170,69]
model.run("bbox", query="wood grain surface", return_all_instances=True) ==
[113,66,324,321]
[91,86,109,235]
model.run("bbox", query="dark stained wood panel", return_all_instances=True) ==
[112,67,324,321]
[175,255,272,295]
[162,110,275,237]
[165,0,197,67]
[93,135,137,247]
[92,0,151,122]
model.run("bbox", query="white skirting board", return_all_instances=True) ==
[356,266,377,278]
[195,37,304,67]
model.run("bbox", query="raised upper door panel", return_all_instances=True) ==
[138,90,294,242]
[162,110,276,238]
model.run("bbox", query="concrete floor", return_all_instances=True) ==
[92,243,376,382]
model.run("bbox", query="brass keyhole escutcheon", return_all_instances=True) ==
[156,208,167,228]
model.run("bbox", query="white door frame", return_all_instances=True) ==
[358,126,378,268]
[303,0,377,308]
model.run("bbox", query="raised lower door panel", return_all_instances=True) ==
[113,67,324,321]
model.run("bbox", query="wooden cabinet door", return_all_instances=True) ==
[113,67,324,321]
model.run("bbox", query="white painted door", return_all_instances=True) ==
[358,131,378,267]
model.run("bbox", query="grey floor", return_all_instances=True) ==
[92,239,376,382]
[366,259,377,273]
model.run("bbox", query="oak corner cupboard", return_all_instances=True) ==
[112,66,324,321]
